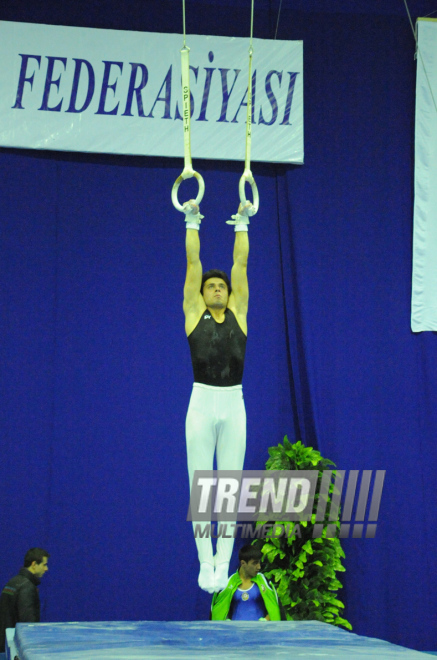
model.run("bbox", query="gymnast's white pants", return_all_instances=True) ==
[186,383,246,566]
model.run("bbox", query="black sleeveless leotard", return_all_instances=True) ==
[187,308,247,386]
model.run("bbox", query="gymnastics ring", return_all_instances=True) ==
[171,167,205,212]
[239,169,259,215]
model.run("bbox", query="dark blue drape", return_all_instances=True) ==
[1,0,436,653]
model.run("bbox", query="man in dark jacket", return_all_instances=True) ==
[0,548,49,653]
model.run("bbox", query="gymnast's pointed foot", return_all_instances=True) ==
[198,562,215,593]
[214,561,230,592]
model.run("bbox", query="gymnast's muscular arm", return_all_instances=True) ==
[228,229,249,336]
[183,223,205,336]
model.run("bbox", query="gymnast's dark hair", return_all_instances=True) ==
[24,548,50,567]
[238,543,262,565]
[201,269,231,295]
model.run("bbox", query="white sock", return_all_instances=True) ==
[198,562,215,593]
[214,562,230,592]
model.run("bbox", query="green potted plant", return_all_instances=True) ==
[256,436,352,630]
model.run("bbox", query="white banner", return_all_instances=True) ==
[0,21,303,164]
[411,19,437,332]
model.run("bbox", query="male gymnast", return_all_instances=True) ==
[211,544,282,620]
[183,199,254,593]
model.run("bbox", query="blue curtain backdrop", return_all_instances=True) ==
[1,0,436,654]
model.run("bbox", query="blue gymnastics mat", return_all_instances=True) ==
[12,620,433,660]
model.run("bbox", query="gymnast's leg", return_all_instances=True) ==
[186,384,217,592]
[214,386,247,590]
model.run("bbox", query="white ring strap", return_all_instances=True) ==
[239,0,259,215]
[172,43,205,212]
